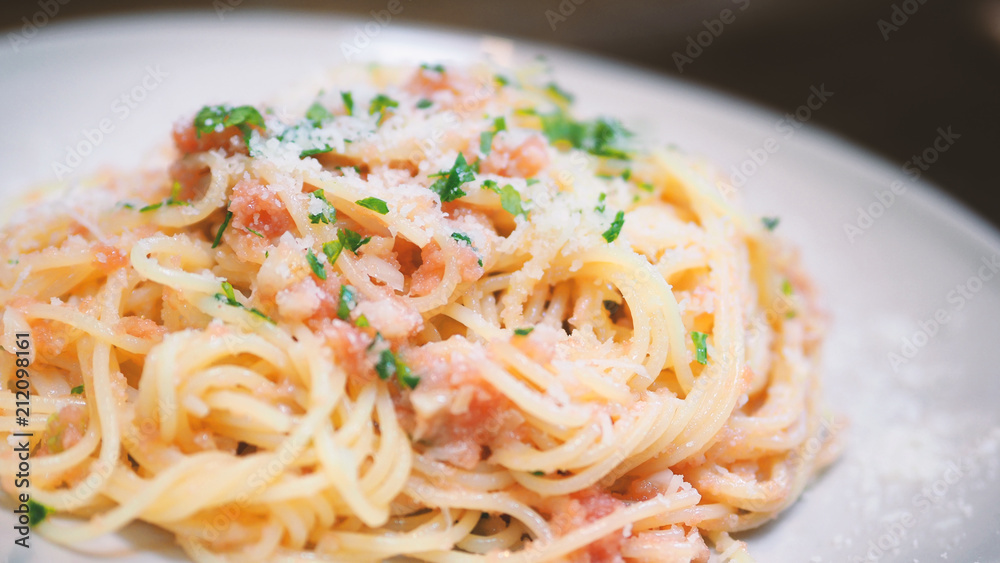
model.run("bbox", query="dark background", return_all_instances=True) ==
[2,0,997,228]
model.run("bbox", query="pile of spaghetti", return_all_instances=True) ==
[0,64,836,562]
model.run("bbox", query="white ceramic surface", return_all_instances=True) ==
[1,11,998,563]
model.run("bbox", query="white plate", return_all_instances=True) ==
[2,11,999,563]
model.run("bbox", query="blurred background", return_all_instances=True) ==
[1,0,997,226]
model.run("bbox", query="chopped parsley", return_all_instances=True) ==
[306,101,333,126]
[369,94,399,117]
[691,331,708,365]
[430,153,476,202]
[214,281,275,324]
[451,232,483,266]
[494,74,510,86]
[451,232,473,245]
[482,180,526,217]
[601,210,625,243]
[513,327,534,336]
[596,192,607,214]
[70,385,84,395]
[323,240,343,266]
[540,112,632,160]
[374,348,420,389]
[531,470,545,476]
[762,217,780,231]
[545,82,574,105]
[638,182,655,192]
[338,228,371,254]
[308,189,336,224]
[212,210,234,248]
[355,314,370,328]
[782,279,793,296]
[355,197,389,214]
[341,91,354,116]
[421,63,445,72]
[621,169,632,181]
[246,227,264,238]
[193,105,265,148]
[337,285,357,320]
[140,181,189,212]
[479,116,507,155]
[27,499,53,527]
[416,98,433,109]
[306,249,326,280]
[300,145,334,158]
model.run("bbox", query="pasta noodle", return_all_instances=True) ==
[0,62,838,562]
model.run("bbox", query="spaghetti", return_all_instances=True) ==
[0,63,837,562]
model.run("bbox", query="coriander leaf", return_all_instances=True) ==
[621,169,632,181]
[338,284,357,320]
[139,201,164,213]
[306,249,326,280]
[416,98,432,109]
[691,331,708,365]
[596,192,607,214]
[306,101,333,126]
[356,314,370,327]
[589,117,632,159]
[300,145,334,158]
[638,182,655,192]
[762,217,780,231]
[601,211,625,243]
[539,111,632,160]
[341,91,354,116]
[213,210,233,248]
[369,94,399,116]
[531,470,545,476]
[338,228,371,254]
[421,63,446,72]
[355,197,389,214]
[246,227,264,238]
[514,327,534,336]
[499,184,526,217]
[248,308,276,324]
[27,499,53,527]
[70,385,84,395]
[430,153,475,202]
[323,240,343,265]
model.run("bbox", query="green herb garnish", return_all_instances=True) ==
[300,145,334,158]
[421,63,445,72]
[246,227,264,238]
[782,279,793,296]
[27,499,53,527]
[430,153,476,202]
[306,102,333,126]
[482,180,526,217]
[540,112,632,160]
[306,249,326,280]
[601,211,625,243]
[514,327,534,336]
[355,314,370,328]
[194,105,265,148]
[416,98,433,109]
[338,285,357,320]
[214,281,275,324]
[479,116,508,155]
[762,217,780,231]
[451,232,473,245]
[369,94,399,117]
[691,331,708,365]
[70,385,84,395]
[308,189,336,224]
[338,228,371,254]
[323,240,343,266]
[212,210,234,248]
[341,91,354,116]
[355,197,389,214]
[545,82,574,105]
